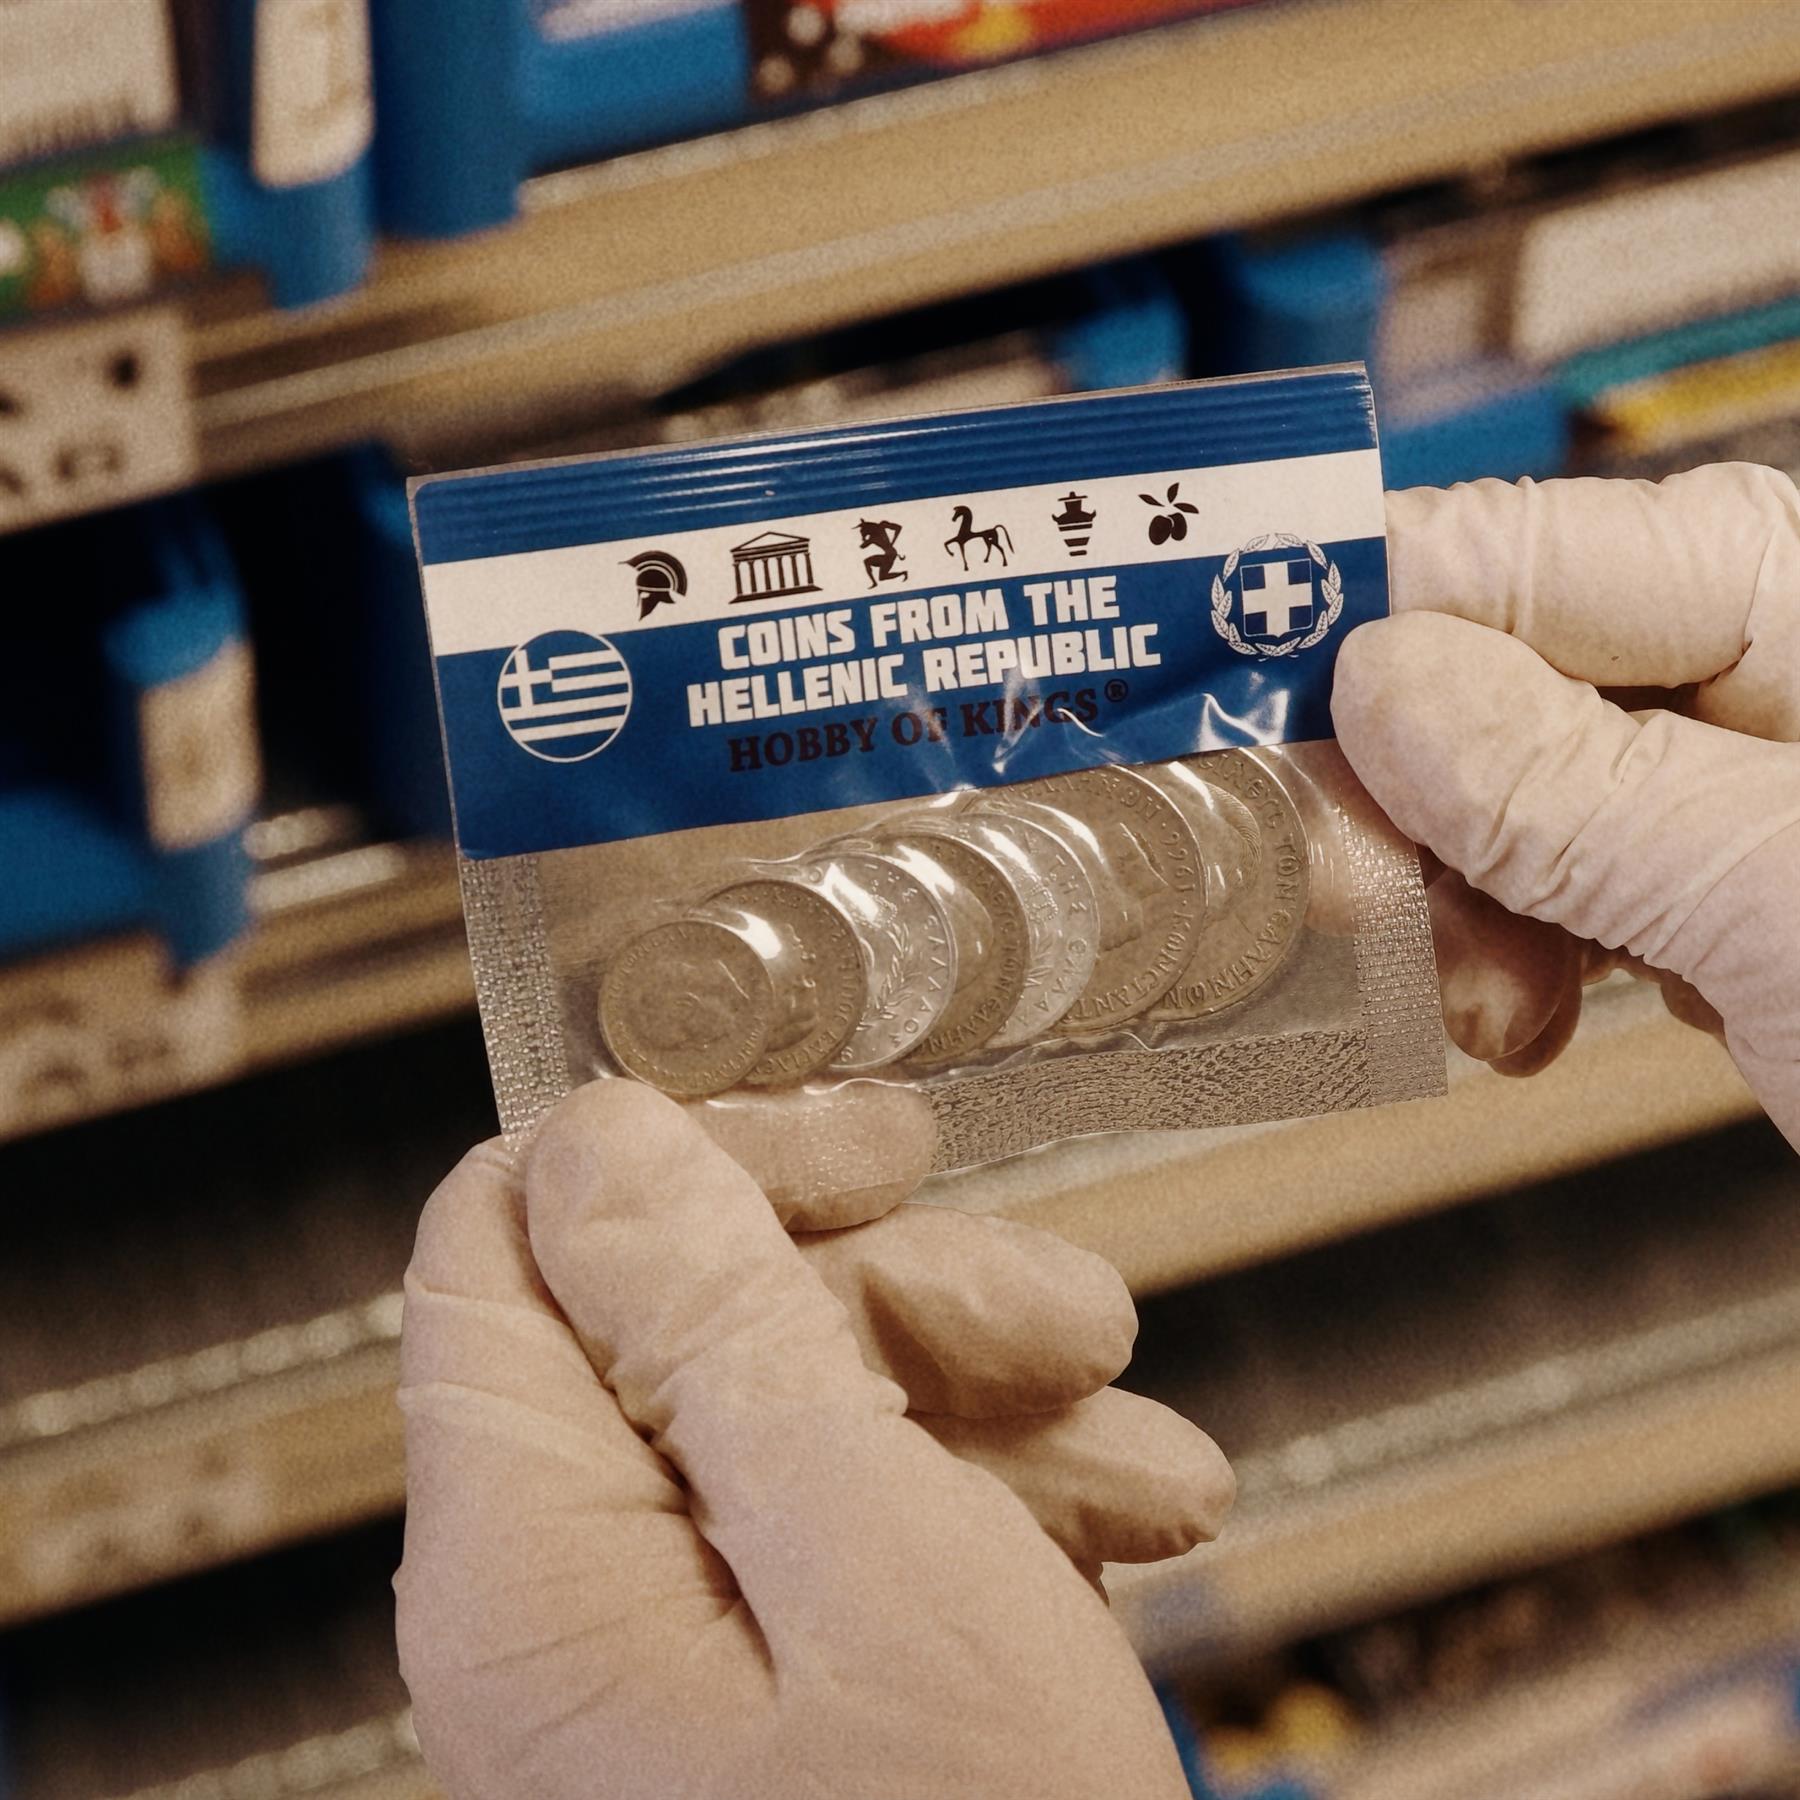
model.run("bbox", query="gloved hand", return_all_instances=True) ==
[1333,465,1800,1147]
[396,1080,1233,1800]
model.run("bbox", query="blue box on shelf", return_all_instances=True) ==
[371,0,751,238]
[1381,361,1570,490]
[1180,229,1571,490]
[1195,229,1388,378]
[344,449,455,838]
[0,497,259,967]
[214,447,452,841]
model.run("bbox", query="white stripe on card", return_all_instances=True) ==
[422,448,1385,657]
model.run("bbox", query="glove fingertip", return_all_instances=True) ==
[689,1080,938,1231]
[525,1079,700,1232]
[1488,975,1584,1078]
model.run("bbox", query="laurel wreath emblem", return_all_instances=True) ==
[1210,534,1344,658]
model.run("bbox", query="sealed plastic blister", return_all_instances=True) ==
[415,370,1446,1171]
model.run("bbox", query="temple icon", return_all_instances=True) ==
[730,530,820,601]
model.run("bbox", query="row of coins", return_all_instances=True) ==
[598,751,1311,1097]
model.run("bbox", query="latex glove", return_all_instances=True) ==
[1332,466,1800,1146]
[396,1081,1233,1800]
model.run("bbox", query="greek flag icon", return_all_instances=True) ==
[496,630,633,762]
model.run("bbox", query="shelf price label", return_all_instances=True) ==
[0,305,197,535]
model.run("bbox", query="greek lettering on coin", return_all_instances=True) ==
[1145,750,1310,1020]
[697,880,866,1085]
[598,919,775,1097]
[1022,765,1205,1032]
[783,851,957,1071]
[845,825,1030,1065]
[939,811,1098,1043]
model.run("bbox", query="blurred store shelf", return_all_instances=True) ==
[0,988,1766,1627]
[0,821,470,1148]
[1326,1578,1800,1800]
[941,977,1760,1295]
[235,829,470,1071]
[0,1025,489,1626]
[0,1320,403,1630]
[1110,1116,1800,1669]
[83,1715,432,1800]
[1117,1333,1800,1673]
[11,1707,432,1800]
[1165,1490,1800,1799]
[0,1524,433,1800]
[184,0,1800,479]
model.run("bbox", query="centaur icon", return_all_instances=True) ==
[945,506,1013,570]
[858,518,906,588]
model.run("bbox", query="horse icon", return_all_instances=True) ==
[945,505,1013,570]
[858,518,906,588]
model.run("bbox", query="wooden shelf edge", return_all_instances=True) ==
[1110,1339,1800,1668]
[0,842,473,1149]
[120,1711,430,1800]
[0,1334,405,1627]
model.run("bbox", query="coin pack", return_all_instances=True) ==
[415,371,1446,1171]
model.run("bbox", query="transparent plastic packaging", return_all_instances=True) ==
[422,371,1447,1171]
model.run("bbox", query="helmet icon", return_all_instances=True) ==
[626,549,688,619]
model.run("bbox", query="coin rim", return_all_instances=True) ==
[860,824,1033,1065]
[1145,750,1311,1022]
[939,810,1100,1044]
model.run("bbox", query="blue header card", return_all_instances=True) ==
[415,370,1386,860]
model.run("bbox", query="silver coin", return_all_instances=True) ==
[598,919,776,1097]
[844,824,1031,1065]
[940,810,1098,1043]
[1019,765,1206,1032]
[782,851,957,1070]
[697,880,867,1086]
[1191,783,1264,917]
[1145,750,1310,1020]
[985,795,1130,955]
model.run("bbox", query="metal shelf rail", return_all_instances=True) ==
[0,1522,429,1800]
[0,1306,404,1628]
[1111,1114,1800,1668]
[1113,1323,1800,1671]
